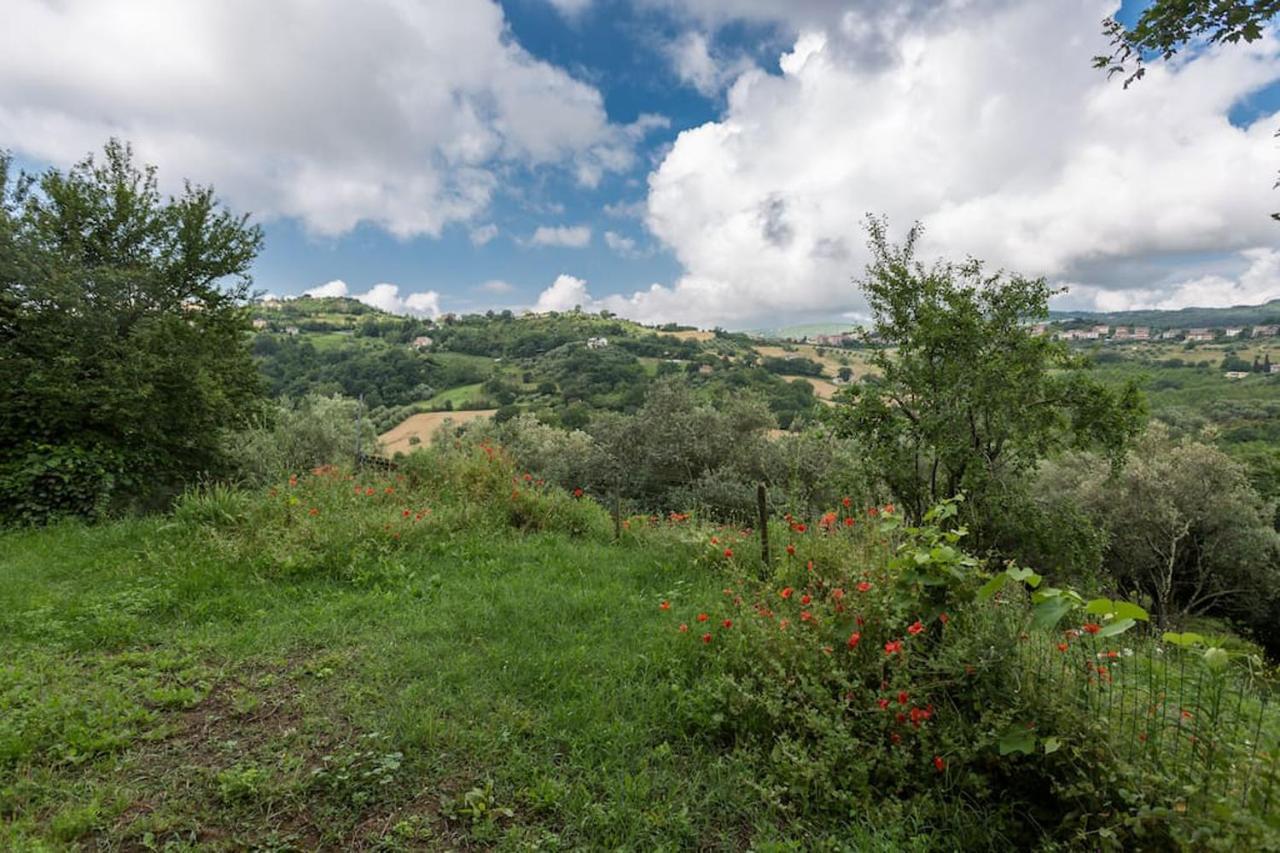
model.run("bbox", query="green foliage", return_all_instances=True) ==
[829,217,1146,542]
[225,394,377,486]
[0,141,264,523]
[1042,426,1280,636]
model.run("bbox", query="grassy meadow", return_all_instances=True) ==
[1,464,922,850]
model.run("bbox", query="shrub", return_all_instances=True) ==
[227,394,378,487]
[657,499,1280,847]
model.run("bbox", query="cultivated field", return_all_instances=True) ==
[379,409,496,455]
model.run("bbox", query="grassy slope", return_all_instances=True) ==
[0,504,916,849]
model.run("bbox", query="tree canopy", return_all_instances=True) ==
[0,140,264,522]
[829,217,1146,534]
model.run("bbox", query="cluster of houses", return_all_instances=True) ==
[1051,324,1279,343]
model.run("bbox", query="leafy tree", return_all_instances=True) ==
[1093,0,1280,86]
[1043,426,1280,634]
[0,141,263,522]
[1093,1,1280,217]
[828,217,1146,536]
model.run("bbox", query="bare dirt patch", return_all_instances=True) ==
[380,410,497,455]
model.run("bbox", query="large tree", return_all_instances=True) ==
[0,140,264,523]
[829,218,1146,537]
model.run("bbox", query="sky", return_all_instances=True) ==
[2,0,1280,328]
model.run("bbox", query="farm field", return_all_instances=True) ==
[379,409,496,455]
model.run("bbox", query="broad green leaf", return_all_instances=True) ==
[1203,647,1230,671]
[976,573,1008,601]
[1162,631,1205,647]
[1084,599,1150,623]
[1042,737,1061,755]
[1031,597,1075,631]
[1093,617,1136,639]
[1006,566,1042,588]
[998,725,1037,756]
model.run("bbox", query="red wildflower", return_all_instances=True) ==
[711,536,719,545]
[1082,623,1101,635]
[723,548,733,558]
[1057,643,1069,653]
[573,487,584,498]
[843,517,854,527]
[896,712,908,725]
[696,613,709,623]
[890,732,902,745]
[877,698,890,710]
[897,690,909,705]
[800,611,812,622]
[288,475,298,487]
[885,503,895,514]
[779,619,790,631]
[867,506,879,517]
[780,587,794,599]
[786,544,796,555]
[722,619,733,629]
[907,620,924,636]
[832,588,845,601]
[365,487,375,496]
[308,507,319,516]
[800,594,811,605]
[385,487,394,494]
[884,640,903,655]
[402,509,411,518]
[792,522,807,533]
[842,496,852,508]
[678,623,688,633]
[701,633,712,644]
[660,601,671,611]
[857,582,872,593]
[847,632,861,649]
[934,755,945,773]
[939,612,950,625]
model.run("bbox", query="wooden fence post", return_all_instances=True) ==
[757,483,770,569]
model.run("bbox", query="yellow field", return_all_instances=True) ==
[379,410,497,455]
[658,329,715,342]
[781,375,841,400]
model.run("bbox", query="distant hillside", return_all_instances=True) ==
[1047,300,1280,330]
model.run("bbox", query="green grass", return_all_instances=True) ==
[423,382,486,409]
[0,483,924,849]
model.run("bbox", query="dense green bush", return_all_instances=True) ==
[226,394,378,487]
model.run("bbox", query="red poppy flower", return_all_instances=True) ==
[897,690,909,705]
[877,698,890,710]
[1082,623,1101,635]
[842,496,852,508]
[884,503,895,514]
[1056,643,1069,653]
[939,612,950,624]
[857,582,872,593]
[779,619,790,631]
[696,613,709,623]
[308,507,319,516]
[780,587,794,599]
[365,487,375,496]
[678,623,688,633]
[723,548,733,558]
[890,732,902,745]
[799,610,812,622]
[843,517,854,527]
[385,487,394,494]
[933,756,945,773]
[573,488,584,498]
[792,522,807,533]
[867,506,879,517]
[884,640,903,655]
[800,594,811,605]
[701,633,712,644]
[786,544,796,555]
[710,536,719,545]
[722,619,733,629]
[847,632,861,649]
[832,588,845,601]
[907,620,924,636]
[660,601,671,611]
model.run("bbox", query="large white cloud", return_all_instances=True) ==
[0,0,652,238]
[534,274,593,312]
[615,0,1280,326]
[303,280,441,318]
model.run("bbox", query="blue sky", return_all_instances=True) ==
[4,0,1280,326]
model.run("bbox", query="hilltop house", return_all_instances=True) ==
[1161,329,1183,340]
[1186,328,1214,342]
[1133,326,1150,340]
[586,336,609,350]
[1224,327,1243,338]
[1253,325,1279,337]
[284,326,300,336]
[252,318,268,330]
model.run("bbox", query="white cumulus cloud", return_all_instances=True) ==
[534,274,593,312]
[303,280,441,318]
[604,0,1280,327]
[469,224,499,246]
[0,0,646,238]
[528,225,593,248]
